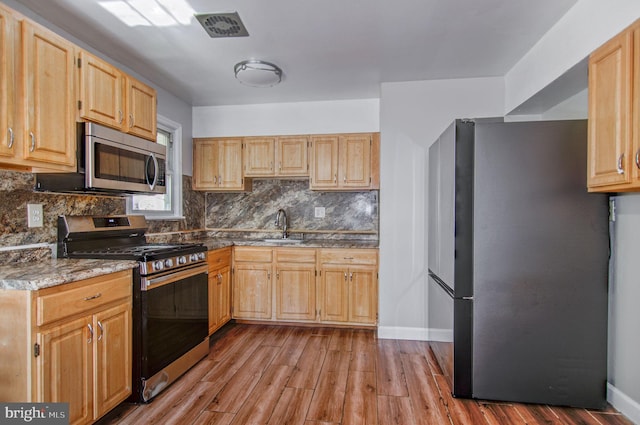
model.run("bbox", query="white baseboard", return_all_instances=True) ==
[377,326,452,342]
[608,383,640,425]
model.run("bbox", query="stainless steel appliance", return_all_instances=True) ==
[35,122,166,195]
[427,119,609,409]
[57,215,208,403]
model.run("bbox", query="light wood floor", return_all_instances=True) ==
[98,323,633,425]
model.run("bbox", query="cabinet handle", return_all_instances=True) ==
[118,110,124,124]
[343,257,354,260]
[267,272,271,280]
[218,176,222,186]
[344,175,347,183]
[334,173,337,183]
[7,127,13,148]
[87,324,94,344]
[29,132,35,152]
[279,161,282,170]
[129,113,134,128]
[635,149,640,169]
[83,293,102,301]
[213,176,218,184]
[350,272,353,281]
[217,273,222,282]
[97,321,104,341]
[344,272,347,281]
[617,154,625,175]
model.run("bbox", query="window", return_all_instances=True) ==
[128,115,183,219]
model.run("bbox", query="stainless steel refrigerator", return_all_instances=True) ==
[427,119,609,409]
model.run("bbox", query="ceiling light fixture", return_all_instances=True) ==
[234,60,283,88]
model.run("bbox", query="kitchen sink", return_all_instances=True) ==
[262,238,303,244]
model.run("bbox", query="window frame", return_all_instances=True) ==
[127,114,183,220]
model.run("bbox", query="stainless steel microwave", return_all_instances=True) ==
[36,122,166,195]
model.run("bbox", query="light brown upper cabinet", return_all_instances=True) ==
[0,3,16,161]
[243,135,309,177]
[21,19,76,169]
[78,50,157,141]
[309,133,379,190]
[125,75,156,140]
[192,137,247,191]
[588,18,640,192]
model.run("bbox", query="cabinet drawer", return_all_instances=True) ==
[37,270,132,326]
[319,249,378,265]
[275,248,316,263]
[234,247,273,263]
[208,247,231,269]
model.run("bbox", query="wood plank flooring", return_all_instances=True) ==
[97,323,633,425]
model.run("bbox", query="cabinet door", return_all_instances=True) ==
[276,263,316,321]
[215,265,232,327]
[94,302,132,419]
[125,75,156,141]
[21,20,76,168]
[78,50,124,130]
[339,134,371,188]
[244,137,275,176]
[310,135,339,189]
[193,139,219,190]
[277,136,308,176]
[348,266,377,324]
[233,263,272,319]
[588,27,633,188]
[38,315,93,425]
[0,4,16,159]
[218,139,244,189]
[319,266,348,322]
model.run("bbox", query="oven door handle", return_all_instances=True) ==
[141,263,208,291]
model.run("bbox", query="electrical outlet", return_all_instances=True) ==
[314,207,325,218]
[27,204,43,228]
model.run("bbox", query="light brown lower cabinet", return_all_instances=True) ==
[208,247,232,335]
[0,270,132,425]
[232,246,378,326]
[318,249,378,325]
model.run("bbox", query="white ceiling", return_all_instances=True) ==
[11,0,578,107]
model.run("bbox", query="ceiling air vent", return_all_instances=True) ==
[195,12,249,38]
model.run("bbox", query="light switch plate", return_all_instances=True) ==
[314,207,325,218]
[27,203,43,228]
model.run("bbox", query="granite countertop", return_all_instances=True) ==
[0,238,377,291]
[196,238,379,251]
[0,259,138,291]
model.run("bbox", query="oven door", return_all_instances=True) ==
[140,263,208,379]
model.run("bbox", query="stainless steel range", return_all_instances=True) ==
[57,215,209,403]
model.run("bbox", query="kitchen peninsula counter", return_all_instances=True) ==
[0,259,138,291]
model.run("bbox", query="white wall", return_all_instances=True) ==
[378,77,504,339]
[505,0,640,114]
[193,99,380,137]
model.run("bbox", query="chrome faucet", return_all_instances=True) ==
[275,209,288,239]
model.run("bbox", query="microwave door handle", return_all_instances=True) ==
[146,153,159,191]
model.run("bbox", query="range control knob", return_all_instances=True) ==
[153,260,164,271]
[178,256,187,265]
[164,258,174,268]
[198,252,206,261]
[189,253,199,262]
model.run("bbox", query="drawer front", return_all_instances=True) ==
[37,270,132,326]
[234,247,273,263]
[319,249,378,265]
[275,248,316,263]
[208,247,232,269]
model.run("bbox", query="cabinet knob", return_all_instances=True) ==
[635,149,640,170]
